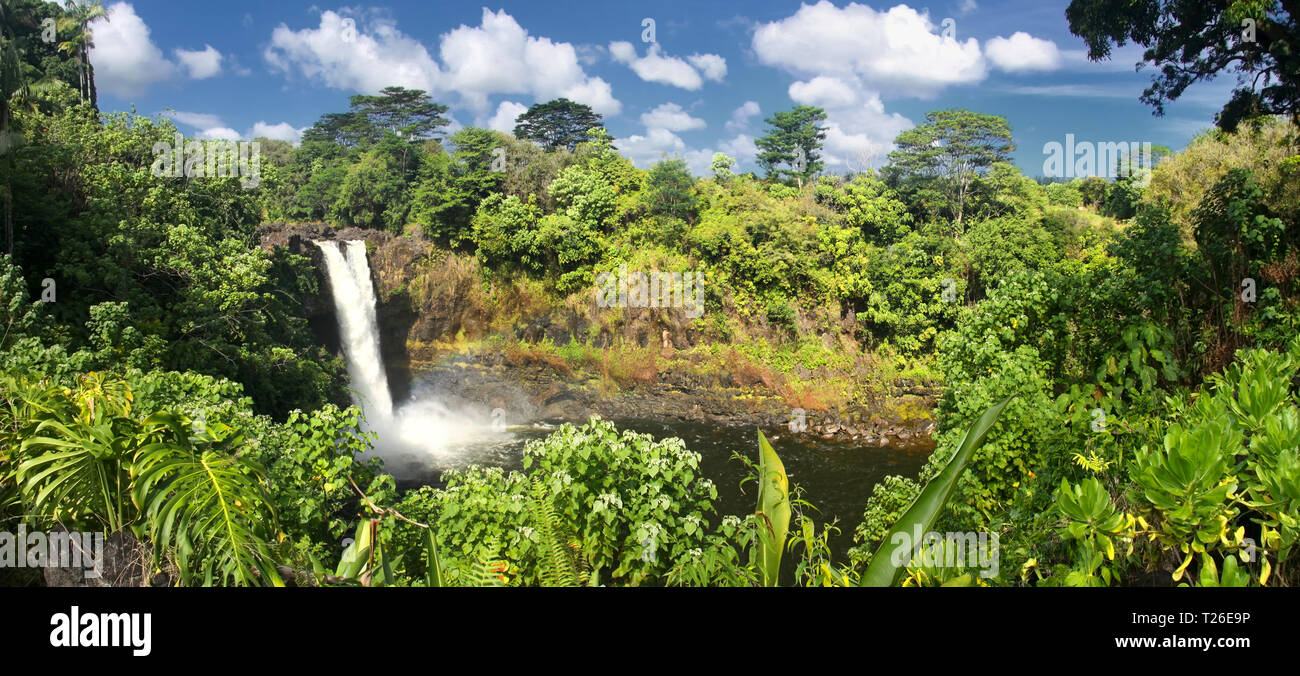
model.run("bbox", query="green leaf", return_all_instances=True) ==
[753,430,791,587]
[860,396,1013,587]
[424,528,445,587]
[335,519,373,580]
[135,438,282,586]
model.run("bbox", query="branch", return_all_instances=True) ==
[347,475,429,529]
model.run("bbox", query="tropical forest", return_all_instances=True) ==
[1,0,1297,597]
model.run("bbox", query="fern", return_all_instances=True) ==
[528,478,586,587]
[463,557,508,587]
[1072,451,1111,473]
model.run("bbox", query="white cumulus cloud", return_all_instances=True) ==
[750,1,1007,170]
[265,10,442,93]
[718,134,758,165]
[617,100,735,175]
[265,9,619,116]
[985,32,1064,72]
[439,9,619,114]
[485,100,529,133]
[196,127,241,141]
[615,127,687,168]
[726,101,761,132]
[89,2,176,97]
[164,111,223,129]
[687,53,727,82]
[174,45,223,79]
[163,110,307,145]
[789,76,858,108]
[640,103,706,132]
[752,1,986,97]
[609,42,726,91]
[251,121,307,144]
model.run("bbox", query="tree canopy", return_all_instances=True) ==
[512,98,606,152]
[301,87,449,149]
[1066,0,1300,131]
[349,86,451,141]
[884,109,1014,230]
[755,105,828,183]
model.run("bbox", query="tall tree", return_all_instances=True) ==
[1066,0,1300,131]
[300,88,449,183]
[55,0,106,109]
[302,88,449,150]
[330,145,409,231]
[0,0,82,256]
[512,98,606,152]
[299,111,374,150]
[884,109,1014,231]
[410,127,506,242]
[1,1,32,255]
[755,105,827,184]
[348,86,450,141]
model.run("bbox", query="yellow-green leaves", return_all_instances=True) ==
[135,422,281,587]
[1185,553,1250,587]
[753,430,791,587]
[335,518,376,582]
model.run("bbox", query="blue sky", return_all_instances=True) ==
[78,0,1235,175]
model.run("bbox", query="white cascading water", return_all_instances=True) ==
[316,241,394,419]
[315,240,505,469]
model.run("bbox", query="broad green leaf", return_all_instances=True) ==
[754,430,791,587]
[860,396,1012,587]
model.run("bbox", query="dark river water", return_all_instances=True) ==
[394,418,933,562]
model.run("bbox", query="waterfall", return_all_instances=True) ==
[314,239,508,471]
[315,240,394,419]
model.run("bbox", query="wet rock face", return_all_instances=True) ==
[257,223,391,360]
[257,223,473,402]
[420,350,939,451]
[515,314,593,346]
[259,223,719,393]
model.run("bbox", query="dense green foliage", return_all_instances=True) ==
[0,370,393,585]
[2,0,1298,587]
[885,109,1015,230]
